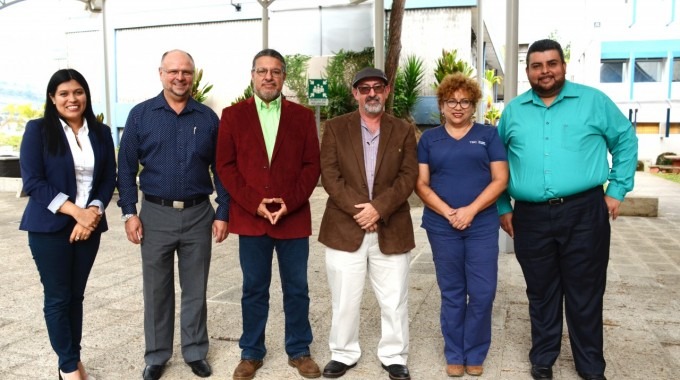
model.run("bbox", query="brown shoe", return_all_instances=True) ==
[288,355,321,378]
[466,365,484,376]
[233,359,263,380]
[446,364,464,377]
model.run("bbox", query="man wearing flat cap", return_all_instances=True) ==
[318,67,418,380]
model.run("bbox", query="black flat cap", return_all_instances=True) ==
[352,67,388,87]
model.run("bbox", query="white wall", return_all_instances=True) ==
[399,8,472,96]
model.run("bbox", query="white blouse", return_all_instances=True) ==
[64,119,95,208]
[47,119,97,214]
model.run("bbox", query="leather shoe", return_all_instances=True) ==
[233,359,263,380]
[381,364,411,380]
[465,365,483,376]
[288,355,321,378]
[187,359,212,377]
[322,360,357,378]
[530,365,553,380]
[142,364,164,380]
[445,364,464,377]
[577,372,607,380]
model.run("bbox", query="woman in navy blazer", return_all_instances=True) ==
[19,69,116,380]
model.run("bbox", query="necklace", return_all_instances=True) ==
[445,121,473,139]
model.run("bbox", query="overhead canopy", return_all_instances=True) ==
[0,0,27,11]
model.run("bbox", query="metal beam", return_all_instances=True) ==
[504,0,519,101]
[257,0,275,49]
[476,0,485,121]
[374,0,384,70]
[0,0,27,11]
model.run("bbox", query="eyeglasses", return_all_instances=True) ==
[162,69,193,78]
[253,68,284,78]
[356,84,386,95]
[445,99,472,109]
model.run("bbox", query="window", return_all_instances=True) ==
[600,60,624,83]
[673,58,680,82]
[634,58,662,82]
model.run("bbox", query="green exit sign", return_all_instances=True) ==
[308,79,329,106]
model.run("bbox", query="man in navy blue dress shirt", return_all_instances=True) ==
[117,49,230,380]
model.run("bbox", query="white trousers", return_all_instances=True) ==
[325,232,411,366]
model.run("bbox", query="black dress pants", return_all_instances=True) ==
[513,187,609,374]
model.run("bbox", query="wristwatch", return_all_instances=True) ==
[121,214,137,222]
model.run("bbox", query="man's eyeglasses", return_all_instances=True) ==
[162,69,193,78]
[356,84,386,95]
[445,99,472,109]
[253,68,284,78]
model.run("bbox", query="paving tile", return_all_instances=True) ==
[0,172,679,379]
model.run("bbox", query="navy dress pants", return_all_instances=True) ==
[513,187,609,375]
[238,235,313,360]
[29,227,100,373]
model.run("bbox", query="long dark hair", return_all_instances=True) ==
[43,68,102,156]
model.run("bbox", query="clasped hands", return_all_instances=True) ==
[257,198,288,225]
[447,206,473,230]
[353,202,380,232]
[70,206,102,243]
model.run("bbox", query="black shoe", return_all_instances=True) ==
[577,372,606,380]
[322,360,356,378]
[142,364,165,380]
[381,364,411,380]
[187,359,212,377]
[530,365,553,380]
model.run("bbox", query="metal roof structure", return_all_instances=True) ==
[0,0,27,11]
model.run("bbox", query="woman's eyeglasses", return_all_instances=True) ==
[445,99,472,109]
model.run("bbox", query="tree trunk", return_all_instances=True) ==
[384,0,405,114]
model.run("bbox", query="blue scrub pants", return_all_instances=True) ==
[427,227,499,366]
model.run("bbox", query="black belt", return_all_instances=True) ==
[516,186,602,206]
[144,194,208,209]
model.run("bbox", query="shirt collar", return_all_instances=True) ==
[60,117,89,135]
[522,80,578,106]
[254,94,282,111]
[151,91,204,114]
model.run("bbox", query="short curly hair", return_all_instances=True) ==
[436,73,482,109]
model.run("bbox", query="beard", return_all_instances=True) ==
[530,75,566,99]
[363,96,384,114]
[256,87,281,102]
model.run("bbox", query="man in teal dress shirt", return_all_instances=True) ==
[497,39,637,380]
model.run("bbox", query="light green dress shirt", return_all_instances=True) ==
[254,94,282,162]
[496,81,638,215]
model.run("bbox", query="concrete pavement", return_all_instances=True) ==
[0,172,679,379]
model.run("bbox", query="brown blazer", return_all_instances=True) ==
[318,110,417,254]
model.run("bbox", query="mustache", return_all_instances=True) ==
[366,95,381,102]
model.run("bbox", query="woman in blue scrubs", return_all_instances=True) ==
[415,73,508,377]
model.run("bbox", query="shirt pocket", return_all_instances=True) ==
[191,127,214,161]
[560,122,586,152]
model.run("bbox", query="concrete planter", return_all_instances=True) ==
[0,156,20,178]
